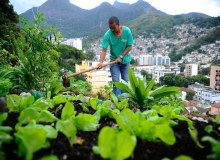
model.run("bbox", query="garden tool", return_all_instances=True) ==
[62,61,116,87]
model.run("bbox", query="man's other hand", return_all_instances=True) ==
[115,57,122,63]
[97,62,103,69]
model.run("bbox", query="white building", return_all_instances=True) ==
[62,38,82,50]
[188,83,220,104]
[137,55,153,65]
[185,64,198,77]
[153,54,163,66]
[163,55,170,66]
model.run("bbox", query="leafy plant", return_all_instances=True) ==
[46,78,64,99]
[201,113,220,159]
[113,67,179,107]
[15,13,63,92]
[0,78,12,97]
[111,92,128,110]
[93,126,136,160]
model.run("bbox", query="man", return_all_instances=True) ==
[97,16,134,97]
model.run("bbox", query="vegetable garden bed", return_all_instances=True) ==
[1,99,219,160]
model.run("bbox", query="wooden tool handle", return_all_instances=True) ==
[66,61,116,78]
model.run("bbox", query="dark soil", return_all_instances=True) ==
[2,101,220,160]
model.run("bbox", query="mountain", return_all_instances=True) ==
[19,0,218,41]
[113,1,130,10]
[20,0,168,38]
[179,12,211,18]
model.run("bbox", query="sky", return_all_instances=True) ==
[10,0,220,17]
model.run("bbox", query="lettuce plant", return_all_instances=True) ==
[56,119,77,147]
[111,92,128,110]
[73,113,100,131]
[0,113,13,150]
[113,108,176,145]
[93,126,136,160]
[201,113,220,159]
[113,67,179,107]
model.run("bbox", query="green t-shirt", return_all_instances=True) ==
[101,26,134,64]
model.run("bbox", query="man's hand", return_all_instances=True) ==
[97,62,103,69]
[115,57,122,63]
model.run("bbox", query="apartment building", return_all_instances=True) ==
[188,83,220,104]
[75,61,111,93]
[210,65,220,91]
[185,64,198,77]
[62,38,82,50]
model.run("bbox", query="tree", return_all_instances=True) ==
[175,75,190,87]
[200,67,210,76]
[159,73,175,86]
[85,50,96,60]
[0,0,20,64]
[140,70,152,82]
[186,90,195,101]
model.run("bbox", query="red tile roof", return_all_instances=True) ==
[211,102,220,109]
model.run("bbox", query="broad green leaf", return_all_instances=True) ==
[205,125,213,134]
[56,119,77,147]
[52,95,67,106]
[201,136,219,145]
[6,94,21,111]
[216,113,220,124]
[0,113,8,126]
[135,120,156,140]
[212,142,220,159]
[150,86,179,97]
[188,128,204,148]
[43,125,58,139]
[15,127,47,160]
[38,110,58,123]
[88,96,98,110]
[118,99,128,110]
[0,126,13,133]
[174,115,194,129]
[111,92,119,108]
[74,113,99,131]
[128,67,139,93]
[142,110,158,120]
[145,78,156,95]
[40,155,59,160]
[113,82,134,97]
[18,107,39,126]
[98,126,116,159]
[155,124,176,145]
[32,97,53,110]
[114,108,138,134]
[61,102,75,121]
[20,95,35,112]
[0,132,13,149]
[114,131,136,160]
[174,155,194,160]
[160,106,173,116]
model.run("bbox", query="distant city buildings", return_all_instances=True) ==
[62,38,82,50]
[137,54,170,66]
[210,65,220,91]
[185,64,198,77]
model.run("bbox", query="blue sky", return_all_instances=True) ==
[10,0,220,17]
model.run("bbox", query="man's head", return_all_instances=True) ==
[108,16,120,34]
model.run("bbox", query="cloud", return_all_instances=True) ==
[146,0,220,17]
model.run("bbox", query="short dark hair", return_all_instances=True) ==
[108,16,119,25]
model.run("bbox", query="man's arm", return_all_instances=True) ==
[115,45,132,63]
[97,48,107,69]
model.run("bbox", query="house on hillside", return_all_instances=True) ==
[210,102,220,115]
